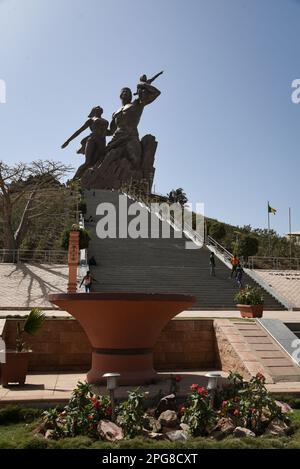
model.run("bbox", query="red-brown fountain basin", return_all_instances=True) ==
[49,292,196,385]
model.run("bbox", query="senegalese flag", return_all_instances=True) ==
[268,203,277,215]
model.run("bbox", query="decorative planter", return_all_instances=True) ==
[0,351,30,387]
[237,304,264,318]
[49,292,196,385]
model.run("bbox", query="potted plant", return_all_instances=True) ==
[0,308,45,387]
[234,284,264,318]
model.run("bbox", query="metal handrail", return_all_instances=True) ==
[206,235,233,263]
[0,249,68,264]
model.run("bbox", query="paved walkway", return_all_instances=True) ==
[0,264,69,309]
[0,371,227,406]
[177,309,300,321]
[1,371,300,406]
[253,270,300,309]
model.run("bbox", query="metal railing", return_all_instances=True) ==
[0,249,68,264]
[206,235,233,264]
[247,256,300,271]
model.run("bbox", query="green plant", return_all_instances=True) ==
[234,284,264,305]
[61,227,91,250]
[181,385,216,437]
[42,381,112,439]
[16,308,45,352]
[218,372,285,434]
[116,388,147,439]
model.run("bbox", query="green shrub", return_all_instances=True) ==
[0,405,41,425]
[117,389,147,439]
[234,284,264,305]
[181,385,216,436]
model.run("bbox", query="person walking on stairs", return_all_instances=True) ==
[235,265,244,288]
[80,271,97,293]
[209,252,216,277]
[230,255,240,278]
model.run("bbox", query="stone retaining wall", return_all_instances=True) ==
[2,318,217,372]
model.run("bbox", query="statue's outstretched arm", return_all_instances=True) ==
[61,120,90,149]
[147,71,163,84]
[139,83,161,106]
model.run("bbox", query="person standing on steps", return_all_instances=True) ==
[230,254,240,278]
[80,271,97,293]
[235,265,244,288]
[209,252,216,277]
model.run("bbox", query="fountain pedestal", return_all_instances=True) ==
[49,292,196,385]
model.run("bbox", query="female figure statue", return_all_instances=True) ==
[61,106,108,179]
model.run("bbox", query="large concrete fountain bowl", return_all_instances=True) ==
[49,292,196,385]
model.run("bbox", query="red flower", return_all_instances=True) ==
[179,405,186,414]
[197,387,209,397]
[233,408,240,417]
[256,372,265,381]
[221,400,229,408]
[88,415,94,421]
[175,375,182,382]
[91,396,101,409]
[106,406,113,417]
[251,408,257,414]
[191,384,199,391]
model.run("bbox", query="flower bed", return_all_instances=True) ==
[36,372,292,442]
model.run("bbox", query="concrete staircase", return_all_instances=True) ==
[84,189,285,311]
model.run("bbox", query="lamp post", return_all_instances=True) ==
[205,372,222,407]
[102,373,120,421]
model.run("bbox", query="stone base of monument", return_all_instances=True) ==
[49,292,196,385]
[81,134,157,193]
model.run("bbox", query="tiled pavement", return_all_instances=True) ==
[1,371,300,406]
[0,264,69,309]
[253,270,300,310]
[0,371,228,406]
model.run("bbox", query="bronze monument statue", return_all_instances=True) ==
[64,72,163,192]
[61,106,108,179]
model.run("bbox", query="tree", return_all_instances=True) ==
[209,221,226,242]
[0,160,73,255]
[239,235,259,259]
[167,188,188,207]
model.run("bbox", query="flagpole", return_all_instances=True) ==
[268,201,271,256]
[289,207,292,260]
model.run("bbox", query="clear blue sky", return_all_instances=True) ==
[0,0,299,235]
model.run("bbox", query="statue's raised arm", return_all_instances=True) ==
[137,82,161,106]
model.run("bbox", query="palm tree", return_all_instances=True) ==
[167,188,188,207]
[16,308,45,352]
